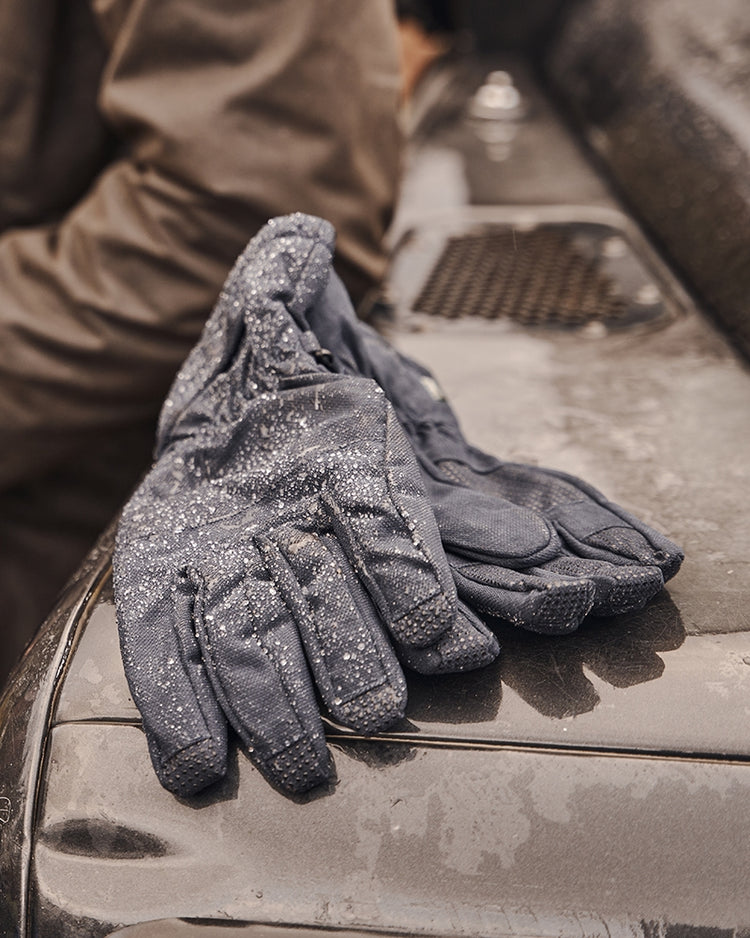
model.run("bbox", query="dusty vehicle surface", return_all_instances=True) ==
[2,1,750,935]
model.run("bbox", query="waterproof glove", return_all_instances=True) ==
[305,259,683,630]
[113,215,498,798]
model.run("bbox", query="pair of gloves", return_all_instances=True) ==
[113,215,682,798]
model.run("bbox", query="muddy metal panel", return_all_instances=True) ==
[31,721,750,936]
[0,527,114,938]
[53,576,750,761]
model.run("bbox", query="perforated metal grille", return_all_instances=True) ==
[413,227,629,326]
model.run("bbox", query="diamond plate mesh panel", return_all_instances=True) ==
[413,227,630,326]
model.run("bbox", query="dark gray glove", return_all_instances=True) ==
[305,260,683,630]
[114,215,498,798]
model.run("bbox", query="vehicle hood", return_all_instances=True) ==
[55,571,750,761]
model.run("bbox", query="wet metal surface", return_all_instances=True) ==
[32,721,750,935]
[54,581,750,760]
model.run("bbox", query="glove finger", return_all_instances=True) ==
[324,399,457,649]
[448,554,595,635]
[114,563,229,798]
[255,529,407,734]
[399,600,500,674]
[454,460,683,581]
[192,555,332,794]
[548,498,683,582]
[538,555,664,617]
[426,474,563,569]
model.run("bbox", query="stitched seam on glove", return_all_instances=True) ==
[171,571,216,744]
[195,577,308,760]
[118,505,254,546]
[381,405,446,618]
[270,535,393,706]
[290,240,334,319]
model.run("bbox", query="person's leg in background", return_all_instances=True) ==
[0,0,403,690]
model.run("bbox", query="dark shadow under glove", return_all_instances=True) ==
[113,215,498,798]
[305,260,683,629]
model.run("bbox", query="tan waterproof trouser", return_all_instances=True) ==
[0,0,402,687]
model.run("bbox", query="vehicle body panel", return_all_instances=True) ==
[3,3,750,934]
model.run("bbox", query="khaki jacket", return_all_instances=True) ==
[0,0,402,681]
